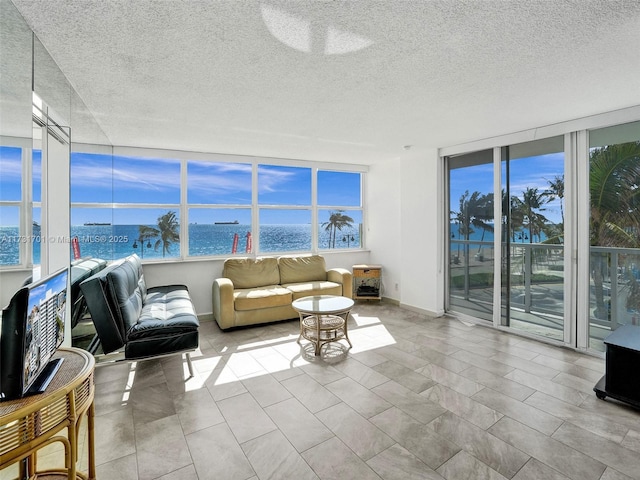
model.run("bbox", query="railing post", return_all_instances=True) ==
[524,245,532,313]
[611,251,618,330]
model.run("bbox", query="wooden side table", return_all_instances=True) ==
[353,264,382,300]
[0,347,96,480]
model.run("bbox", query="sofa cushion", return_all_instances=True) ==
[129,285,199,340]
[126,284,199,359]
[278,255,327,284]
[234,285,292,311]
[223,257,280,289]
[283,281,343,300]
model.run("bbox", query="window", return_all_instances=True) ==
[187,161,252,257]
[0,146,24,266]
[447,149,494,322]
[318,170,362,250]
[69,150,365,260]
[71,152,181,260]
[258,165,311,254]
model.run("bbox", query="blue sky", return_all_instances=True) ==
[450,152,565,225]
[27,267,68,311]
[1,148,362,225]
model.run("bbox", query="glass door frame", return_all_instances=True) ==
[446,137,579,349]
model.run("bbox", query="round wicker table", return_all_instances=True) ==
[0,347,96,480]
[293,295,354,356]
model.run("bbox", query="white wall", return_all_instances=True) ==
[366,160,402,302]
[398,149,444,316]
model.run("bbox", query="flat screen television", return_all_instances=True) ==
[1,267,68,401]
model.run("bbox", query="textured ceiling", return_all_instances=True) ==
[9,0,640,164]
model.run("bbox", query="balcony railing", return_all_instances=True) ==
[450,241,640,346]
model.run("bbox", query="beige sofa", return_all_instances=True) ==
[212,255,352,330]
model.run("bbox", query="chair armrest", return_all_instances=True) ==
[327,268,353,299]
[212,277,235,329]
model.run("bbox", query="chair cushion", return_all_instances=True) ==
[128,285,199,340]
[278,255,327,284]
[283,281,343,300]
[223,257,280,289]
[233,285,292,311]
[125,285,199,359]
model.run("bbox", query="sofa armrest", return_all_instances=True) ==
[213,277,235,329]
[327,268,353,299]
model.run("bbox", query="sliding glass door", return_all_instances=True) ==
[448,150,495,322]
[588,121,640,351]
[501,137,565,340]
[446,121,640,350]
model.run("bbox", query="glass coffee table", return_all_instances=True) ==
[292,295,354,356]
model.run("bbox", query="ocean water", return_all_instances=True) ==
[0,224,361,265]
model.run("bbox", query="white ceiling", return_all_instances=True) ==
[10,0,640,164]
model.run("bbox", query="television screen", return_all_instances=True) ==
[1,267,68,400]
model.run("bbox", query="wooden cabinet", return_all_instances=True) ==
[353,264,382,300]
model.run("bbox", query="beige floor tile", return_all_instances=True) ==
[186,423,254,480]
[326,376,392,418]
[264,397,334,452]
[95,407,136,466]
[241,372,292,407]
[525,391,629,442]
[436,450,508,480]
[429,411,530,478]
[301,436,382,480]
[417,363,484,396]
[366,444,446,480]
[423,384,502,430]
[370,407,460,470]
[458,365,535,401]
[449,350,515,376]
[173,387,225,435]
[372,379,446,424]
[281,371,341,413]
[95,453,139,480]
[488,416,606,480]
[504,368,588,406]
[217,392,276,443]
[331,356,390,389]
[472,387,563,435]
[316,402,395,460]
[241,429,318,480]
[551,421,640,480]
[512,458,571,480]
[135,415,192,480]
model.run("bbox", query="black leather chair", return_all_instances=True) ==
[80,254,199,375]
[70,257,108,329]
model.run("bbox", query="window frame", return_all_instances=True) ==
[0,138,34,269]
[67,146,367,262]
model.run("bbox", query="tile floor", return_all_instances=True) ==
[5,302,640,480]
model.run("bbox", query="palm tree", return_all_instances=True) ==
[133,225,159,258]
[155,211,180,257]
[322,210,354,248]
[456,190,494,247]
[514,187,550,243]
[589,141,640,319]
[545,174,565,226]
